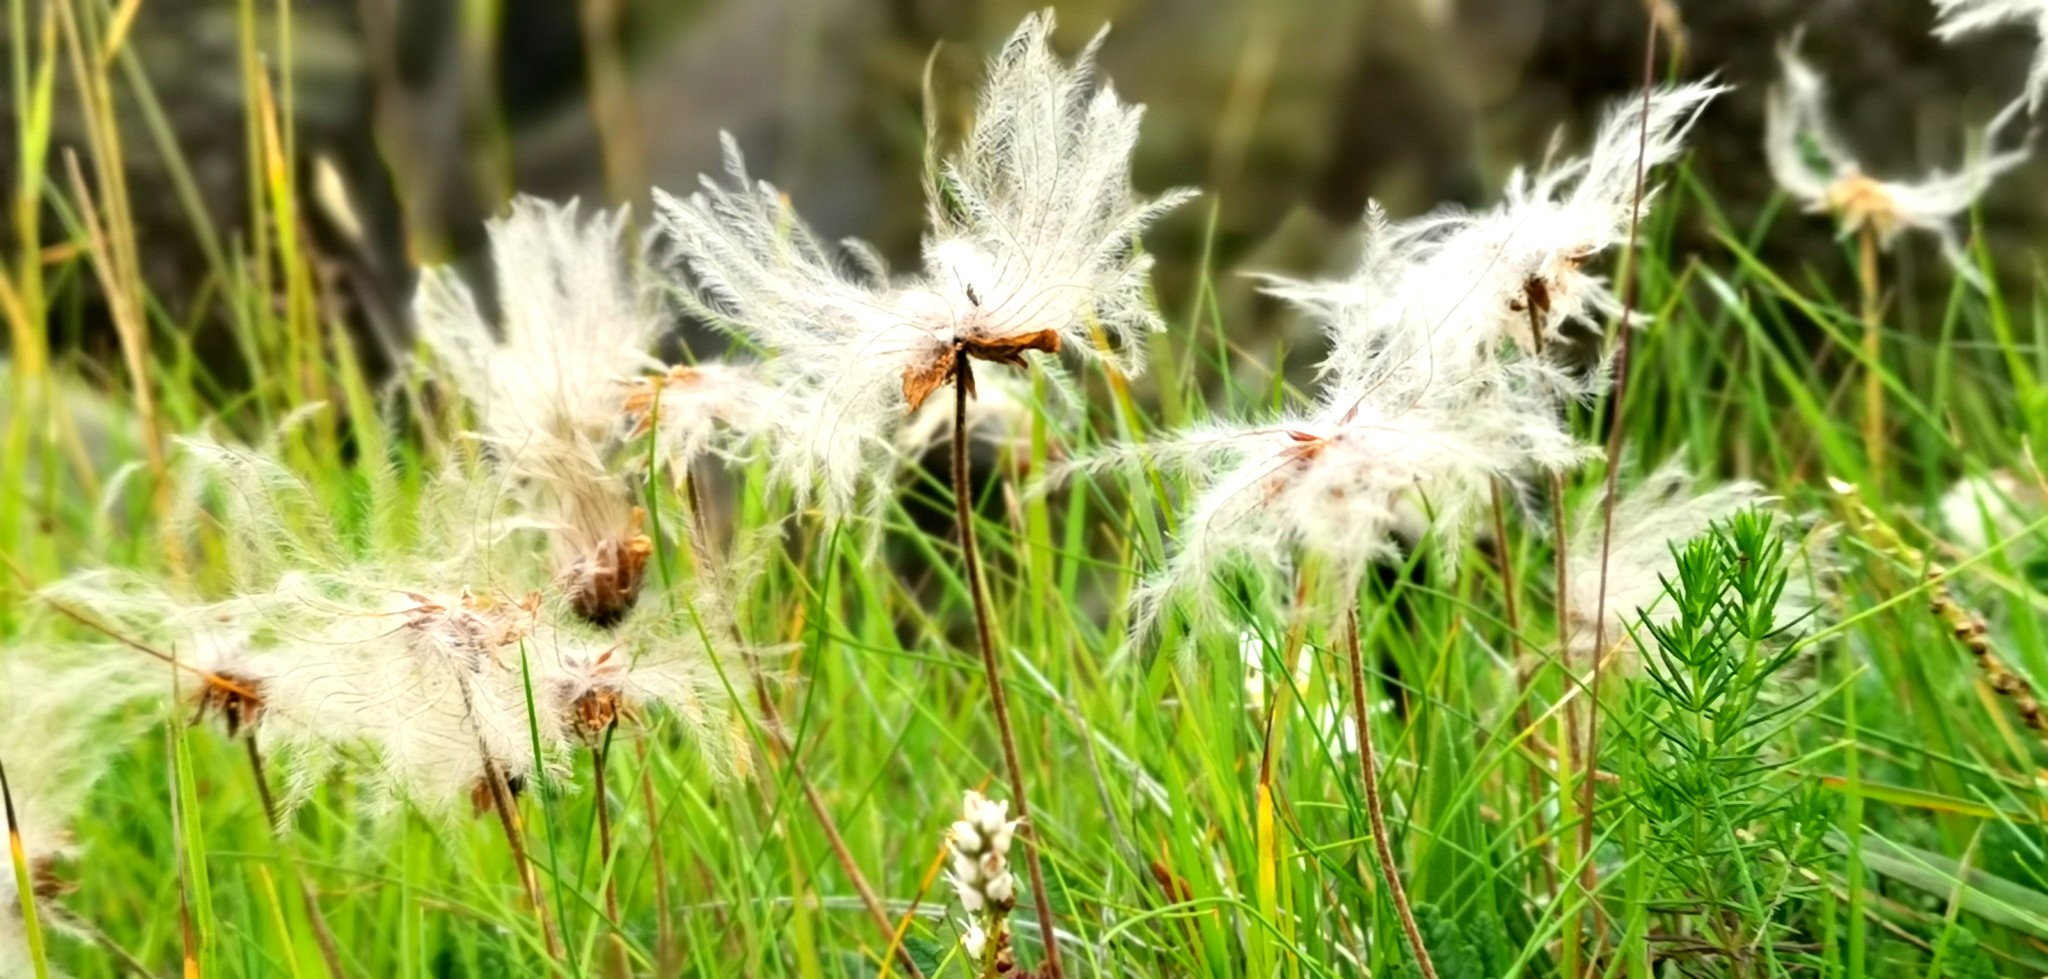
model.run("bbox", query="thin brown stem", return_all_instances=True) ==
[1491,483,1555,900]
[1579,24,1662,974]
[1344,608,1437,979]
[682,473,927,979]
[634,740,677,975]
[1533,309,1590,974]
[244,738,348,979]
[480,751,562,963]
[952,356,1062,978]
[592,732,629,978]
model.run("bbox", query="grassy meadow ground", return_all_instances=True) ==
[8,6,2048,979]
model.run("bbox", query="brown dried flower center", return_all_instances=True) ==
[194,670,268,738]
[1825,174,1901,240]
[901,330,1063,412]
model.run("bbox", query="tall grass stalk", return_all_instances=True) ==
[591,730,628,979]
[1579,22,1663,975]
[1,752,51,979]
[951,355,1062,978]
[1342,606,1436,979]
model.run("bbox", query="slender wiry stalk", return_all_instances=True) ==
[2,753,52,979]
[681,473,928,979]
[1856,223,1884,488]
[479,751,562,962]
[1491,483,1555,900]
[244,737,348,979]
[592,729,630,978]
[1342,608,1436,979]
[634,740,677,975]
[951,355,1062,978]
[1580,22,1661,977]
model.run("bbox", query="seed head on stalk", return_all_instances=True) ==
[1766,37,2027,282]
[416,198,668,625]
[656,10,1192,519]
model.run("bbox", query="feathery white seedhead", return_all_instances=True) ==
[418,197,664,451]
[946,790,1020,916]
[1562,463,1801,665]
[532,617,751,780]
[0,658,154,971]
[1933,0,2048,113]
[180,581,555,816]
[1117,386,1593,635]
[656,137,938,518]
[624,361,773,483]
[1767,37,2028,278]
[925,10,1197,382]
[1395,82,1723,361]
[416,197,663,622]
[1938,469,2042,556]
[657,11,1189,520]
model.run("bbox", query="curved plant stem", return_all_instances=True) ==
[952,355,1063,978]
[682,473,927,979]
[479,751,562,964]
[1491,482,1556,900]
[244,737,348,979]
[1343,607,1436,979]
[1580,22,1661,974]
[592,729,630,978]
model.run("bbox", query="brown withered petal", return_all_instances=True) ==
[902,344,959,413]
[902,329,1062,413]
[567,687,637,745]
[962,328,1061,367]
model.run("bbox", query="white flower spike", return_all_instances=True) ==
[946,790,1020,916]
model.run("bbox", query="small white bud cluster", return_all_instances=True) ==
[946,790,1019,915]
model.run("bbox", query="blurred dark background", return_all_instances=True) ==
[9,0,2047,385]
